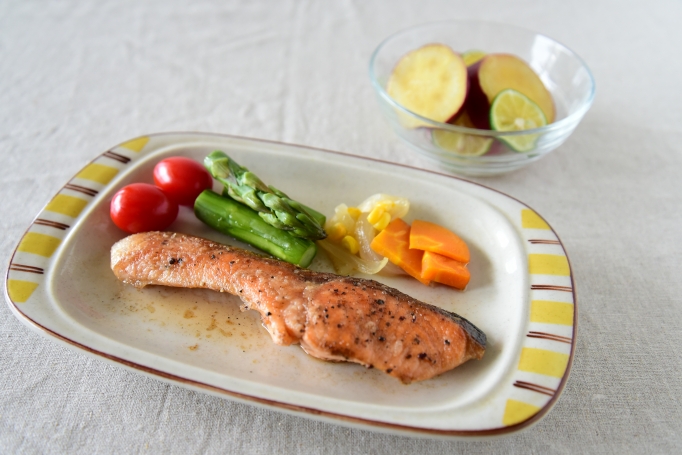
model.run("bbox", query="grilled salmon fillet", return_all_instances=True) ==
[111,232,486,383]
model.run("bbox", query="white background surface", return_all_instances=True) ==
[1,0,681,453]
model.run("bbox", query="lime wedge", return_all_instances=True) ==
[432,112,493,157]
[433,129,493,156]
[461,49,486,66]
[489,89,547,152]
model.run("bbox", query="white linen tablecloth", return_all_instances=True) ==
[1,1,680,453]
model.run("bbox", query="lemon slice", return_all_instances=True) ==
[432,111,493,156]
[462,49,486,66]
[489,89,547,152]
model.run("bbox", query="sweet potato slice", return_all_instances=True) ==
[387,44,468,126]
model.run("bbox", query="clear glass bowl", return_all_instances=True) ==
[369,21,595,176]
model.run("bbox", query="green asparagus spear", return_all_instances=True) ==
[204,151,327,240]
[194,189,317,268]
[220,187,327,228]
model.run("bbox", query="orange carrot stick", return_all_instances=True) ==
[409,219,470,264]
[370,218,429,285]
[421,251,470,290]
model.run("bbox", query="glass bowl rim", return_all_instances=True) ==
[368,19,596,138]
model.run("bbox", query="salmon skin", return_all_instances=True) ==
[111,232,486,383]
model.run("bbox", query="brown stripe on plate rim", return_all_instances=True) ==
[9,264,44,274]
[527,331,572,344]
[65,183,98,197]
[513,381,556,397]
[531,284,573,292]
[528,239,561,245]
[34,219,70,230]
[103,150,131,164]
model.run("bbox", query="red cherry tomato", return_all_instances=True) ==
[153,157,213,206]
[110,183,178,233]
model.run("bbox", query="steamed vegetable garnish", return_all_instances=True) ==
[204,151,326,241]
[317,240,388,275]
[321,194,410,275]
[371,218,472,290]
[370,218,429,285]
[421,251,470,290]
[194,189,317,268]
[409,219,470,264]
[356,193,410,221]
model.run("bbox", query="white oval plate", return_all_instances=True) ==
[5,133,576,438]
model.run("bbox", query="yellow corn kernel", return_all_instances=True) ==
[375,200,395,212]
[372,212,392,231]
[367,207,385,225]
[341,235,359,255]
[327,223,347,241]
[347,207,362,220]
